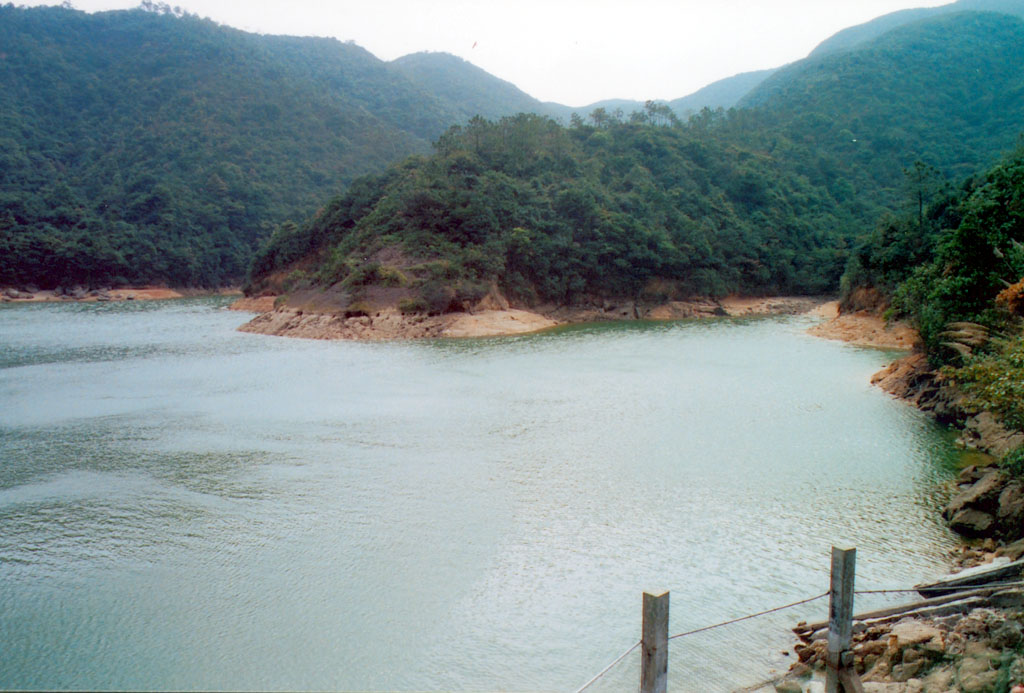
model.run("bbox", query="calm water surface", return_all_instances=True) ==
[0,298,962,691]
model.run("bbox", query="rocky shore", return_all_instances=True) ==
[782,466,1024,692]
[871,354,1024,460]
[776,308,1024,693]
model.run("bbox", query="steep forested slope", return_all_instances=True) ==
[246,114,854,309]
[0,5,466,286]
[740,12,1024,217]
[247,10,1024,312]
[669,69,777,116]
[2,4,591,288]
[808,0,1024,57]
[390,52,561,122]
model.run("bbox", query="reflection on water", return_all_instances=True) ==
[0,298,961,691]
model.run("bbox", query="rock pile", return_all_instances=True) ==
[785,607,1024,692]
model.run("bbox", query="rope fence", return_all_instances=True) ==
[667,593,828,641]
[575,593,829,692]
[572,547,1024,693]
[573,640,641,693]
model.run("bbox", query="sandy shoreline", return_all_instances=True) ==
[232,294,831,341]
[806,301,920,350]
[1,287,240,303]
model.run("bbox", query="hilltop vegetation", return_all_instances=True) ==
[4,3,1024,299]
[247,112,853,309]
[0,4,546,288]
[742,12,1024,200]
[248,11,1024,313]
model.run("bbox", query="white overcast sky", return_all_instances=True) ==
[28,0,950,106]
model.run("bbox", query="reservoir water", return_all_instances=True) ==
[0,298,962,691]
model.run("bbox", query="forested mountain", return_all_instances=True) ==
[246,113,854,308]
[246,10,1024,313]
[0,4,583,288]
[0,4,459,286]
[4,2,1024,294]
[390,52,561,123]
[669,69,778,117]
[808,0,1024,57]
[684,0,1024,119]
[740,11,1024,212]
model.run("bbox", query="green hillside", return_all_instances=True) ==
[808,0,1024,57]
[669,69,778,116]
[740,12,1024,214]
[5,4,1024,297]
[246,113,853,308]
[247,10,1024,312]
[390,52,560,123]
[0,4,462,287]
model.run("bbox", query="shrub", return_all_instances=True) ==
[398,297,427,314]
[1000,446,1024,478]
[454,280,488,304]
[283,269,309,292]
[344,301,371,318]
[375,265,408,287]
[420,281,457,314]
[947,332,1024,432]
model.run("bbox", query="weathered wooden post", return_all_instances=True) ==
[826,547,864,693]
[640,590,669,693]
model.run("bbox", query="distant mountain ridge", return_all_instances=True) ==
[244,9,1024,317]
[669,69,777,115]
[809,0,1024,57]
[390,52,563,122]
[4,1,1024,289]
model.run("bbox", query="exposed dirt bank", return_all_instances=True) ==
[807,301,920,349]
[2,286,240,303]
[227,295,277,312]
[238,306,558,340]
[232,294,831,340]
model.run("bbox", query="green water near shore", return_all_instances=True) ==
[0,298,963,691]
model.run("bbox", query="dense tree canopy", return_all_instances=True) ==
[4,5,1024,295]
[247,113,859,305]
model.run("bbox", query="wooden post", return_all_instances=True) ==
[640,590,669,693]
[826,547,858,693]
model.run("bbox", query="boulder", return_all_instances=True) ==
[998,481,1024,539]
[890,622,943,648]
[961,412,1024,458]
[948,508,996,537]
[999,538,1024,561]
[943,470,1006,520]
[958,465,987,484]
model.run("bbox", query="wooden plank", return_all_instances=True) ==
[916,558,1024,596]
[640,590,669,693]
[795,587,996,637]
[826,547,856,693]
[839,668,866,693]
